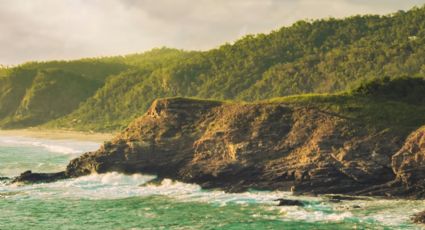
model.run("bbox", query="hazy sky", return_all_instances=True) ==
[0,0,424,65]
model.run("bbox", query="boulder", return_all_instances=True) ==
[12,170,67,184]
[274,198,305,207]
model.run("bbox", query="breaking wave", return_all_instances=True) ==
[1,172,423,228]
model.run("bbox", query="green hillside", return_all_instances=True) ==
[2,69,101,128]
[1,6,425,131]
[0,48,188,129]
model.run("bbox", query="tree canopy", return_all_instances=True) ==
[1,6,425,131]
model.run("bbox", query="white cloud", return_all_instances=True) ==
[0,0,423,65]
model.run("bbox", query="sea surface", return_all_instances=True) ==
[0,135,424,230]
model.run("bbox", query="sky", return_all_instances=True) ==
[0,0,424,65]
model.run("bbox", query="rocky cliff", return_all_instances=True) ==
[391,126,425,197]
[14,97,425,197]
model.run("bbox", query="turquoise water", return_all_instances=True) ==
[0,136,424,229]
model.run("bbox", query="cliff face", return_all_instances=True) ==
[62,97,418,195]
[392,126,425,197]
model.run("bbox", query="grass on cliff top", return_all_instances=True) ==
[44,96,233,132]
[157,87,425,137]
[157,96,233,104]
[266,94,425,136]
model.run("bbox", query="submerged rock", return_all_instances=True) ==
[334,204,363,211]
[412,211,425,224]
[323,194,372,202]
[12,170,67,184]
[140,177,165,187]
[0,177,11,186]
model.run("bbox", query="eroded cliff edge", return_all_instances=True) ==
[391,126,425,197]
[15,96,425,197]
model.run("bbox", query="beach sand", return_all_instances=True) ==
[0,128,115,142]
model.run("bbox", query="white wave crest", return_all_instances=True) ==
[1,172,424,227]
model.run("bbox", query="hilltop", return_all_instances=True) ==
[1,6,425,131]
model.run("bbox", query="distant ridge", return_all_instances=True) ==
[0,5,425,131]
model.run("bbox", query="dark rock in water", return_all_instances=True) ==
[327,199,341,203]
[412,211,425,224]
[335,204,363,211]
[324,195,371,202]
[0,177,11,185]
[140,177,165,186]
[12,170,67,184]
[274,199,305,207]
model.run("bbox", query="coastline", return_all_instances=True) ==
[0,128,115,142]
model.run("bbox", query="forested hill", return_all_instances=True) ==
[1,6,425,131]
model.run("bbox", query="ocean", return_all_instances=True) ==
[0,135,423,230]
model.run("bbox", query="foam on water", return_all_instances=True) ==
[1,172,424,228]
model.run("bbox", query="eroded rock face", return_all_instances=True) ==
[13,98,424,197]
[392,126,425,197]
[61,98,405,194]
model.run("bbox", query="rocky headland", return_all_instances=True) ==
[13,97,425,199]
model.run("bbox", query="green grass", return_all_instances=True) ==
[158,96,235,105]
[266,92,425,135]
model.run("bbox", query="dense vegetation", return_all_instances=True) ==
[351,77,425,104]
[268,78,425,136]
[1,6,425,131]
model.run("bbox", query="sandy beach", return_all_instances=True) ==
[0,128,115,142]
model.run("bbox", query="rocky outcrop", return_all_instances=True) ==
[390,126,425,197]
[274,199,305,206]
[13,98,425,197]
[12,170,67,184]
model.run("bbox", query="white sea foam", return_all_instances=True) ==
[1,172,423,228]
[1,172,289,202]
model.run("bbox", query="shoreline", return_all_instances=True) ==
[0,128,115,142]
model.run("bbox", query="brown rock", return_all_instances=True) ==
[391,126,425,197]
[62,98,403,194]
[11,170,67,184]
[12,98,425,198]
